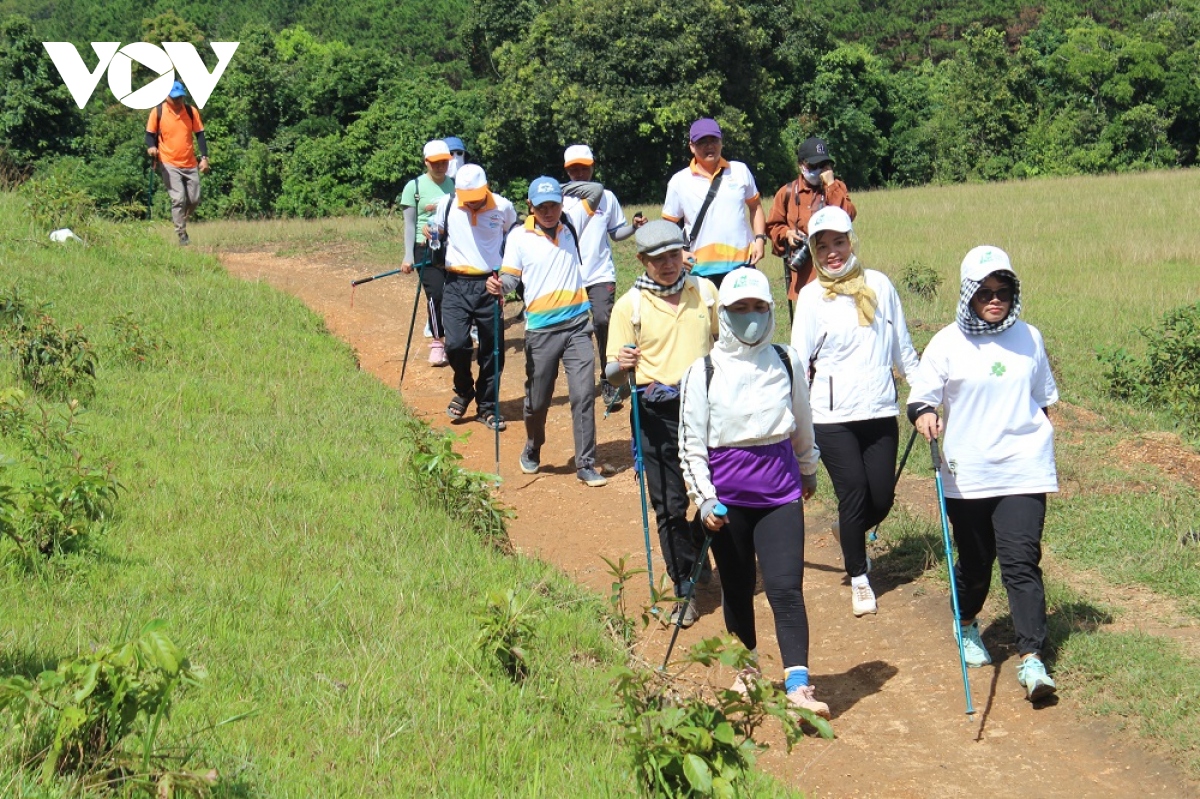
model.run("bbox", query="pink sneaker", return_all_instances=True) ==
[428,340,448,367]
[787,684,831,719]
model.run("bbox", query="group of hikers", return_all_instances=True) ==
[396,119,1061,718]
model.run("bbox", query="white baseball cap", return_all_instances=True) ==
[564,144,595,167]
[718,267,773,308]
[807,206,854,240]
[960,245,1015,282]
[423,140,451,162]
[455,164,489,202]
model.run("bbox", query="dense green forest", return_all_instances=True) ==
[1,0,1198,217]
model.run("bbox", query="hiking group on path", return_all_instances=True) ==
[388,119,1062,716]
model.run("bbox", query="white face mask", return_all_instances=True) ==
[818,252,858,279]
[721,308,772,346]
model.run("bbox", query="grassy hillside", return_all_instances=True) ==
[0,191,640,796]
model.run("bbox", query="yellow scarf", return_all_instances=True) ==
[818,258,878,326]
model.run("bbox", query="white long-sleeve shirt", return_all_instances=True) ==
[679,318,819,511]
[790,269,920,424]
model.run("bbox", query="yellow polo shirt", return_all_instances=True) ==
[606,277,720,387]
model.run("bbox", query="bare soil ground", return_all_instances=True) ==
[220,247,1197,798]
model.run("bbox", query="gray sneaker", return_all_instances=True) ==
[518,444,540,475]
[669,601,698,628]
[577,466,607,487]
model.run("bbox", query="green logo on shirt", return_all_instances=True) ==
[990,361,1006,377]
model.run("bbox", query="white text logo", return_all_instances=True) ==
[42,42,239,109]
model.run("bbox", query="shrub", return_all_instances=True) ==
[0,621,211,792]
[900,259,941,299]
[1099,301,1200,429]
[613,637,833,797]
[20,167,96,231]
[476,588,538,681]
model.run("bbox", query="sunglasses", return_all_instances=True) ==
[450,150,465,156]
[973,287,1013,303]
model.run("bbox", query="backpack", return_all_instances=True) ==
[153,101,197,140]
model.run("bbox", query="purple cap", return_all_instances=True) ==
[689,118,722,143]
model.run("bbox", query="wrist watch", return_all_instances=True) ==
[754,233,768,242]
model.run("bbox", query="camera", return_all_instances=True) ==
[785,233,810,274]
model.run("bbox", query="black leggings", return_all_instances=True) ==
[415,244,446,338]
[946,494,1048,656]
[710,501,810,669]
[815,417,898,578]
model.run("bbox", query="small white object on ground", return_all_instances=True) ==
[49,228,84,244]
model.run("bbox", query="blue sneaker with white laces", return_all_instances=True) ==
[1017,656,1057,701]
[958,620,992,667]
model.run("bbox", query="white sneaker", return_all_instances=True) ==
[851,581,877,616]
[786,684,832,720]
[423,321,432,338]
[730,665,763,696]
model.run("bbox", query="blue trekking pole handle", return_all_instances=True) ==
[625,344,656,602]
[931,437,976,716]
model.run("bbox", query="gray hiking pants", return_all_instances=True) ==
[522,314,597,470]
[159,163,201,238]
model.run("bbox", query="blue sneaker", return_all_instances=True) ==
[1017,656,1057,701]
[958,620,992,667]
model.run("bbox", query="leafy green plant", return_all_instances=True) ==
[475,588,538,681]
[109,312,166,367]
[1099,301,1200,429]
[601,554,675,647]
[612,637,833,798]
[900,259,941,299]
[0,620,209,791]
[403,422,512,549]
[0,394,119,556]
[0,289,98,401]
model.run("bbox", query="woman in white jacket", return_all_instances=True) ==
[790,206,920,617]
[678,268,829,719]
[908,246,1058,702]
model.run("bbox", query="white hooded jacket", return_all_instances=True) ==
[678,307,820,511]
[791,269,920,424]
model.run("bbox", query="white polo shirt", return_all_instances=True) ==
[501,212,591,332]
[662,159,759,278]
[564,189,625,287]
[434,192,518,276]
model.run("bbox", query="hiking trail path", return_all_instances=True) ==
[221,246,1197,799]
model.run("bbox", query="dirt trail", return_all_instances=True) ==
[220,248,1197,799]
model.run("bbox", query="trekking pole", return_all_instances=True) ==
[350,268,404,287]
[398,261,427,389]
[931,437,975,716]
[868,425,918,542]
[625,345,656,605]
[492,264,502,478]
[661,504,725,670]
[147,157,156,220]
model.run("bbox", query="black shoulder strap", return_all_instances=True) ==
[561,215,581,252]
[689,168,725,249]
[498,220,521,258]
[155,102,197,136]
[772,344,794,389]
[704,355,714,392]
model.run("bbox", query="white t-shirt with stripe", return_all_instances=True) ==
[564,189,625,287]
[434,192,518,276]
[662,159,759,278]
[501,211,591,332]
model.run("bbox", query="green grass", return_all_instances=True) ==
[0,193,645,796]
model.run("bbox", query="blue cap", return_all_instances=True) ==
[169,80,187,98]
[528,176,563,206]
[443,136,465,153]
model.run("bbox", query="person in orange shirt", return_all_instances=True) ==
[146,81,210,245]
